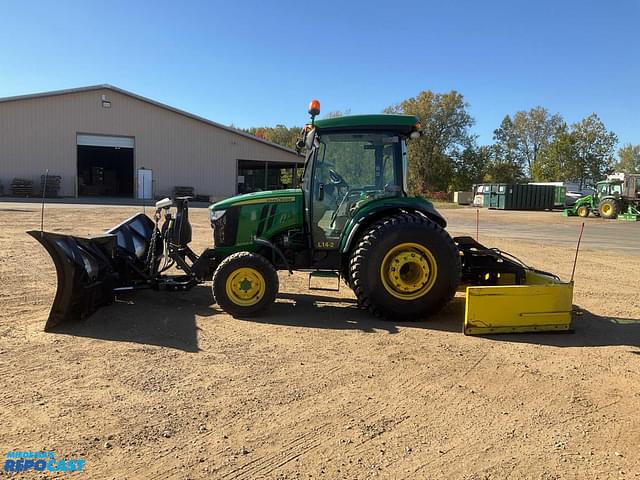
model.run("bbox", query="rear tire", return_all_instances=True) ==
[349,213,460,321]
[212,252,278,317]
[577,205,590,218]
[599,198,620,219]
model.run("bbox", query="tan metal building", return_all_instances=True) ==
[0,85,301,199]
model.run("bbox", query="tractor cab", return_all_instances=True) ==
[298,102,422,249]
[595,180,623,200]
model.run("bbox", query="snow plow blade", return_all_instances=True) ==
[27,213,157,331]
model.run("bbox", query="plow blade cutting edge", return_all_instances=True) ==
[28,213,157,331]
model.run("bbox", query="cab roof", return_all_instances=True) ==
[313,114,420,134]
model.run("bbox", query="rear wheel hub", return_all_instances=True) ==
[380,243,438,300]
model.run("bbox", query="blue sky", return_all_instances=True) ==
[1,0,638,147]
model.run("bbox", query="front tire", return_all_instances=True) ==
[349,213,460,320]
[577,205,590,218]
[212,252,278,317]
[599,199,620,219]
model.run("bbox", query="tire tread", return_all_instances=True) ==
[349,212,460,319]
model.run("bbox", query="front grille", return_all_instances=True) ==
[213,207,240,247]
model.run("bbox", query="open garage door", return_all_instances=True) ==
[77,134,134,197]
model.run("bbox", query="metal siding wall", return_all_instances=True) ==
[0,89,300,198]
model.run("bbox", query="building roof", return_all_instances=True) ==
[314,114,420,134]
[0,84,300,157]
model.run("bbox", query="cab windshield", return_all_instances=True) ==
[597,182,622,196]
[307,131,404,247]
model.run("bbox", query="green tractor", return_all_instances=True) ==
[29,100,543,330]
[566,194,598,218]
[565,175,640,220]
[207,104,460,319]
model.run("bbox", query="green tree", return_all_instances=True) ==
[385,90,474,193]
[571,113,618,187]
[532,124,577,181]
[245,125,301,150]
[494,107,563,176]
[490,117,527,182]
[483,144,526,183]
[492,116,521,169]
[615,144,640,173]
[450,144,489,191]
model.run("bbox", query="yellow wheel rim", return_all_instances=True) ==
[578,206,587,216]
[225,267,265,307]
[602,204,611,214]
[380,243,438,300]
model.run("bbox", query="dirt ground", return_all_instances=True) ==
[0,202,638,479]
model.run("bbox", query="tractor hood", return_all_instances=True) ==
[210,188,303,211]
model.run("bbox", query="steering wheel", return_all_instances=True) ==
[328,168,348,189]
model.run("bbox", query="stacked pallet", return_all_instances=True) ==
[173,186,194,197]
[10,178,34,197]
[41,175,62,197]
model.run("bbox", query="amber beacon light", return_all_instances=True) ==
[308,99,321,117]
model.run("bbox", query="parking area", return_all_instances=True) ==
[0,202,638,479]
[445,208,640,255]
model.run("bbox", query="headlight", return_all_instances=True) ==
[210,209,226,222]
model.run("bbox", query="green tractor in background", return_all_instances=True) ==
[30,100,544,330]
[566,175,640,220]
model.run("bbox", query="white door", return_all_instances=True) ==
[137,169,153,199]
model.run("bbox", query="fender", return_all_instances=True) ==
[339,196,447,254]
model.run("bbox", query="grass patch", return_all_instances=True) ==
[426,200,463,209]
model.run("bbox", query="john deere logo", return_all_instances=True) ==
[236,196,297,206]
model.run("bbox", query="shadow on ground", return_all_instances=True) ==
[51,286,216,352]
[47,288,640,351]
[241,296,640,349]
[479,307,640,348]
[238,293,465,334]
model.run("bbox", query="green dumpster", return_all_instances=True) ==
[488,184,555,210]
[553,186,566,208]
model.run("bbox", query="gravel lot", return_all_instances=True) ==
[0,202,638,479]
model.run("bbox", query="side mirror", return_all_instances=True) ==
[305,128,316,150]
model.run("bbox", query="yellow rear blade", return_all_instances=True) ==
[464,274,573,335]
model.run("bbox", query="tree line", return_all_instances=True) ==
[243,91,639,194]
